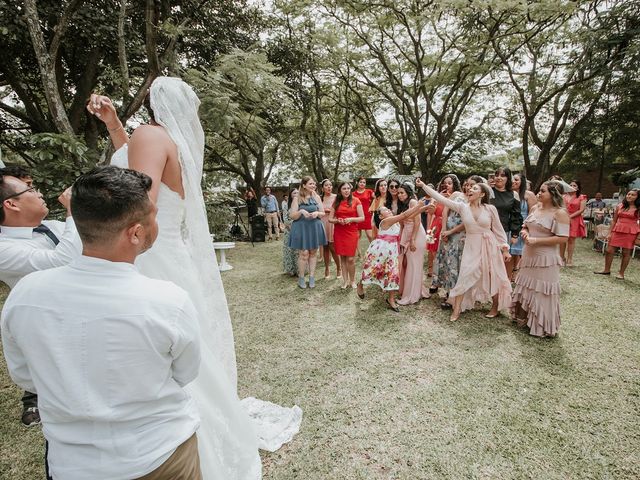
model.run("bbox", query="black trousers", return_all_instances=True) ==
[22,390,38,408]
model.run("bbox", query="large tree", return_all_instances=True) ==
[478,0,636,187]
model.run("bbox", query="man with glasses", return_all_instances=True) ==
[0,170,82,427]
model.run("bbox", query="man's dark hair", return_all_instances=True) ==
[0,165,31,180]
[71,166,153,245]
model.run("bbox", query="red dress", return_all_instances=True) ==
[427,202,444,252]
[610,205,639,249]
[353,189,374,231]
[565,194,586,238]
[334,198,362,256]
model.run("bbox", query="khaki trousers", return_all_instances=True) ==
[136,434,202,480]
[265,212,280,239]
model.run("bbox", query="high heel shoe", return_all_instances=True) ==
[356,283,365,299]
[297,277,307,289]
[385,299,400,312]
[308,276,315,289]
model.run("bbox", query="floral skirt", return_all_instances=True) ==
[360,238,400,291]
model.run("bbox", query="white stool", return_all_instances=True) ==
[212,242,236,271]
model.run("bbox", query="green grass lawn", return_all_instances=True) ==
[1,239,639,479]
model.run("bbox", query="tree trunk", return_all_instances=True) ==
[23,0,74,135]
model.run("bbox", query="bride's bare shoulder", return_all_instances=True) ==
[131,124,170,141]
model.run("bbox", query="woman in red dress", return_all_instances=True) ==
[560,179,587,267]
[595,189,639,280]
[352,177,375,243]
[329,182,365,288]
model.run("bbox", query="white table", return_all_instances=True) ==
[212,241,236,271]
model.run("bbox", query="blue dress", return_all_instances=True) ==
[287,197,328,250]
[510,197,529,255]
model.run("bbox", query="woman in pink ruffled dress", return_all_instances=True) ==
[416,179,512,321]
[512,181,570,337]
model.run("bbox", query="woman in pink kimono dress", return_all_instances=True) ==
[416,179,512,321]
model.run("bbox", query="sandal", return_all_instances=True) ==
[593,271,611,275]
[356,283,365,299]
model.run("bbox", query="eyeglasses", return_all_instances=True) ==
[2,186,37,202]
[388,185,398,189]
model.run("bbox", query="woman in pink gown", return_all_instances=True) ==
[416,179,512,321]
[396,183,430,305]
[319,179,341,279]
[512,181,570,337]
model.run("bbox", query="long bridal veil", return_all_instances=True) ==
[149,77,302,453]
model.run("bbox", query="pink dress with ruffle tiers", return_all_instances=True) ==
[511,210,569,337]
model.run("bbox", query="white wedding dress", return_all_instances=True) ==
[111,77,301,479]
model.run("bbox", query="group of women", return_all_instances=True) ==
[281,171,639,338]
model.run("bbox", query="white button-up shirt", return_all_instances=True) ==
[1,256,201,480]
[0,218,82,288]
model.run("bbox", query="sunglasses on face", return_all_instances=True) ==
[2,186,37,201]
[388,185,398,189]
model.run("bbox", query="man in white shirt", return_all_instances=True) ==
[2,166,202,480]
[0,170,82,427]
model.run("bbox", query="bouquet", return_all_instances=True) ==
[425,227,437,245]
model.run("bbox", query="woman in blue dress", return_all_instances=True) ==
[288,176,328,288]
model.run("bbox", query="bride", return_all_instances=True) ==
[88,78,300,478]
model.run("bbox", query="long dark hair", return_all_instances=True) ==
[385,179,400,210]
[287,186,299,210]
[570,179,582,198]
[621,188,640,215]
[513,172,528,201]
[333,181,353,209]
[437,174,461,194]
[495,166,513,191]
[397,183,416,214]
[319,179,332,200]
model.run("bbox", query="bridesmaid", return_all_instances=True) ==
[594,189,639,280]
[416,178,512,321]
[429,175,465,306]
[357,202,429,312]
[353,176,375,243]
[560,180,587,267]
[386,179,401,214]
[428,175,459,285]
[329,182,365,288]
[510,172,538,279]
[282,188,299,276]
[288,176,327,289]
[396,183,430,305]
[491,166,523,280]
[512,181,570,337]
[370,178,390,237]
[319,179,341,279]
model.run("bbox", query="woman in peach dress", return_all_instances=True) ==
[396,183,430,305]
[319,179,341,279]
[416,179,512,321]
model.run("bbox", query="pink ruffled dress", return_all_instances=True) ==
[511,210,569,337]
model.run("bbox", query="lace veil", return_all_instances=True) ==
[150,77,238,389]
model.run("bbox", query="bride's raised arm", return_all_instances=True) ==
[86,94,128,151]
[415,178,461,213]
[127,125,170,203]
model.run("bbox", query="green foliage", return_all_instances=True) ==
[27,133,96,212]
